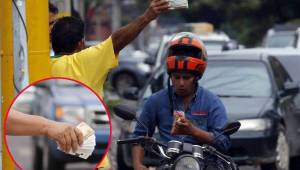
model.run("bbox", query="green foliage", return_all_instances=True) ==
[136,0,300,46]
[287,19,300,25]
[133,0,300,46]
[175,0,299,46]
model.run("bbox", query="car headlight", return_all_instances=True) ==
[137,63,151,72]
[174,155,202,170]
[55,106,85,125]
[239,118,272,131]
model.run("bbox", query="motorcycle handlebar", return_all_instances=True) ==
[117,137,142,144]
[204,145,230,159]
[117,137,167,147]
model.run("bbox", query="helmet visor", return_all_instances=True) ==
[168,45,202,59]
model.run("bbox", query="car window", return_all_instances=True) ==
[269,56,292,90]
[200,60,272,97]
[141,60,273,100]
[140,66,168,103]
[276,55,300,82]
[265,32,296,48]
[203,41,225,52]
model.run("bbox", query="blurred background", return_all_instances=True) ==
[1,0,300,170]
[49,0,300,47]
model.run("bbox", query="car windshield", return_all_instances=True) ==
[140,60,272,105]
[265,32,296,48]
[200,60,272,97]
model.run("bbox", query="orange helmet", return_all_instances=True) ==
[166,32,207,77]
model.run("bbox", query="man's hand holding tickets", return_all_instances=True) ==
[46,121,83,153]
[57,122,96,159]
[77,122,95,140]
[168,0,189,9]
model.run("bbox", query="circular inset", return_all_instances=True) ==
[4,77,112,170]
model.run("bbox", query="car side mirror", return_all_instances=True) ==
[144,56,156,66]
[222,40,238,51]
[280,82,299,97]
[123,87,139,100]
[113,104,137,120]
[221,121,241,136]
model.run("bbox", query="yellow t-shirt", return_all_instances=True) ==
[51,37,118,97]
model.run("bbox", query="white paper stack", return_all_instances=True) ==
[58,122,96,159]
[168,0,189,9]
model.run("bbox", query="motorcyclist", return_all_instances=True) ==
[132,32,230,170]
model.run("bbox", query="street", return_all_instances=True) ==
[6,136,96,170]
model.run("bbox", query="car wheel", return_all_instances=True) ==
[114,73,137,96]
[117,143,133,170]
[290,156,300,170]
[261,129,289,170]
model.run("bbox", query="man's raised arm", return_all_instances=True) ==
[111,0,169,54]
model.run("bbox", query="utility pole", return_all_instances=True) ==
[111,0,121,32]
[0,0,15,168]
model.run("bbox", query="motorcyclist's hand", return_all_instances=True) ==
[171,117,194,135]
[45,121,83,153]
[143,0,170,21]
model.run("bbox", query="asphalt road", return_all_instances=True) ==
[6,136,96,170]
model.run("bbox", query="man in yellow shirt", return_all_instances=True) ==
[50,0,170,97]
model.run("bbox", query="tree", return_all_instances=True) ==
[135,0,300,46]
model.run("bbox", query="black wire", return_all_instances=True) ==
[12,0,29,93]
[13,75,21,93]
[12,0,28,42]
[167,76,174,116]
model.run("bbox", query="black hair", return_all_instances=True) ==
[49,2,58,14]
[51,16,84,55]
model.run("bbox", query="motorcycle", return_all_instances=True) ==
[114,104,240,170]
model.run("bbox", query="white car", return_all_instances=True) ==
[263,24,300,49]
[147,32,239,70]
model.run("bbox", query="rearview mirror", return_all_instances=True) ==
[123,87,139,100]
[113,104,137,121]
[222,121,241,136]
[280,82,299,97]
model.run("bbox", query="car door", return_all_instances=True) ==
[269,56,300,157]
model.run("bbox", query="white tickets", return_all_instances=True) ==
[168,0,189,9]
[74,135,96,159]
[57,122,96,159]
[77,122,95,140]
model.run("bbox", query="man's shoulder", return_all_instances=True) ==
[90,36,113,49]
[147,89,168,101]
[197,87,219,100]
[197,87,226,111]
